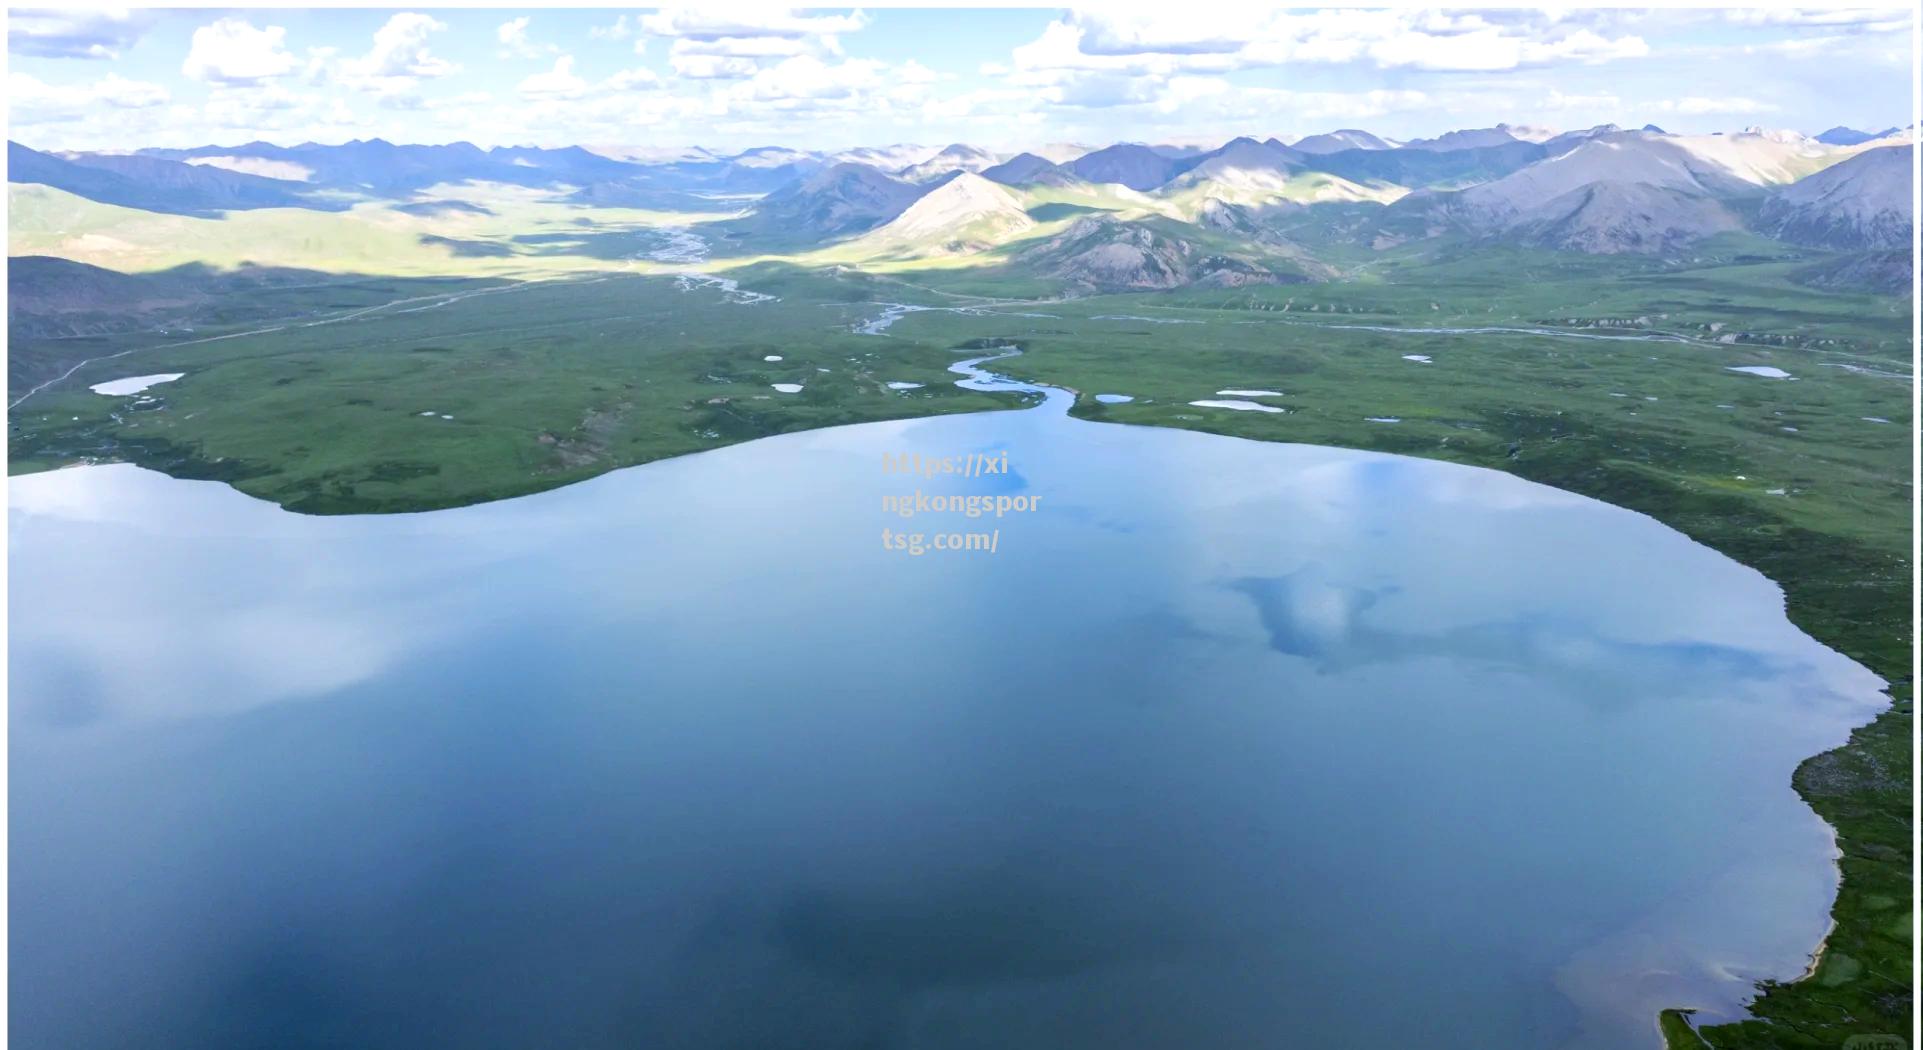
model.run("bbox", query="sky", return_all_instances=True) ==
[7,7,1917,153]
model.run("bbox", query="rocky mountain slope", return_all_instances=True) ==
[12,121,1910,294]
[898,144,1002,183]
[854,172,1037,256]
[1400,125,1529,151]
[1815,126,1900,146]
[1391,132,1779,253]
[748,163,928,237]
[1294,140,1547,191]
[1290,129,1396,153]
[1018,213,1323,292]
[1662,128,1849,186]
[1164,138,1301,192]
[1756,145,1914,250]
[981,153,1077,187]
[1065,144,1183,190]
[9,141,335,215]
[1791,250,1912,295]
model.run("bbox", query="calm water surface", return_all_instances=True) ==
[9,357,1883,1049]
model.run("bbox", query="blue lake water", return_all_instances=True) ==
[8,359,1884,1049]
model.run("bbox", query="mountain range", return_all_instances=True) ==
[9,122,1914,294]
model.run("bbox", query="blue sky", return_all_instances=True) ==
[8,7,1915,152]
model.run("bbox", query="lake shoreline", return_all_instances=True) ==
[10,353,1903,1047]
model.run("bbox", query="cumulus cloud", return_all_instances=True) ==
[1367,25,1648,71]
[182,18,300,84]
[519,55,588,99]
[10,7,1906,153]
[497,16,556,60]
[520,56,661,101]
[9,9,153,59]
[727,54,886,107]
[345,13,458,80]
[591,15,632,41]
[304,11,459,106]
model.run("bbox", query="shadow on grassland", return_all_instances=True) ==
[8,256,514,391]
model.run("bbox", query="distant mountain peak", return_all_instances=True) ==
[1289,129,1395,154]
[1813,126,1886,146]
[896,143,1001,183]
[981,152,1073,187]
[1401,126,1525,152]
[1065,143,1181,191]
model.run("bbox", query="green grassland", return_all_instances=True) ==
[7,229,1913,1045]
[10,271,1024,512]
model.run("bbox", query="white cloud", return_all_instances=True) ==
[182,18,299,84]
[498,16,559,60]
[646,7,868,79]
[1008,9,1651,86]
[9,6,1908,154]
[1072,11,1268,57]
[520,56,662,102]
[200,84,305,130]
[96,73,169,109]
[1284,88,1433,121]
[988,11,1652,118]
[731,54,887,104]
[423,91,494,111]
[9,71,170,124]
[590,15,632,41]
[660,53,943,133]
[1725,8,1911,32]
[1654,96,1779,115]
[672,54,761,80]
[519,56,588,99]
[1368,26,1648,71]
[895,60,939,86]
[351,13,457,79]
[605,68,663,91]
[9,9,152,59]
[638,9,869,40]
[186,155,314,181]
[672,35,818,60]
[1542,89,1624,111]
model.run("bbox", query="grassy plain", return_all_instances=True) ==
[7,226,1913,1045]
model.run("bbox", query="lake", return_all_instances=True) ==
[8,356,1883,1049]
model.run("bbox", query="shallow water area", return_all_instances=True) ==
[89,372,185,396]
